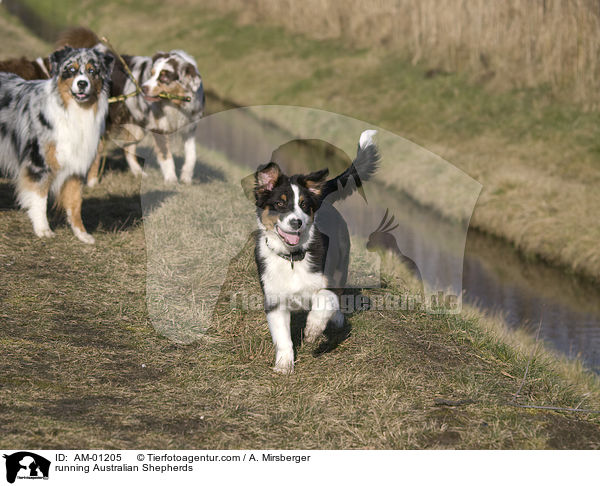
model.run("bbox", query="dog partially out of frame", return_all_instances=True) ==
[57,27,205,184]
[0,46,114,243]
[251,130,379,373]
[0,56,51,81]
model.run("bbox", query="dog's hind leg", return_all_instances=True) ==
[151,132,177,184]
[179,134,196,184]
[305,289,342,343]
[58,176,94,244]
[16,168,54,238]
[267,308,294,374]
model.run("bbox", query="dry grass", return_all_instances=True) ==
[206,0,600,107]
[4,152,600,449]
[1,134,600,450]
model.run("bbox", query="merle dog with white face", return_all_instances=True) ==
[252,130,379,373]
[118,49,204,183]
[0,46,114,242]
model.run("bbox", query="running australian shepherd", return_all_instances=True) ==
[0,46,114,242]
[252,130,379,373]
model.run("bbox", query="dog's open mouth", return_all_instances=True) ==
[143,94,161,103]
[276,226,301,246]
[72,91,91,102]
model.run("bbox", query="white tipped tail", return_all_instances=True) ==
[321,130,380,202]
[359,129,377,149]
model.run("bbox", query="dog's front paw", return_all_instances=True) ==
[73,228,95,245]
[129,165,144,177]
[273,362,294,374]
[34,227,55,238]
[86,177,98,188]
[304,314,328,343]
[303,327,322,344]
[180,174,193,185]
[163,174,178,184]
[273,351,294,374]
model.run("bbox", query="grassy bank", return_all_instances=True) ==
[1,5,600,449]
[206,0,600,108]
[12,0,600,283]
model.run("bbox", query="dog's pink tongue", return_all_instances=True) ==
[277,227,300,245]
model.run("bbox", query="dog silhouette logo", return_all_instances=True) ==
[367,209,423,285]
[3,452,50,483]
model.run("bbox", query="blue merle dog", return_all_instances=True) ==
[0,46,114,243]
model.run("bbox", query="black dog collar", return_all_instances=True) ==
[265,237,306,269]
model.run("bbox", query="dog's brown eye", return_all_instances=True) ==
[300,200,308,210]
[275,200,285,208]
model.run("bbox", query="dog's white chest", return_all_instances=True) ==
[259,240,327,309]
[52,100,103,175]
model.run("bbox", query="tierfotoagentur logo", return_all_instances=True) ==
[3,452,51,483]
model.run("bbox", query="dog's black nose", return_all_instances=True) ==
[289,218,302,230]
[77,80,88,90]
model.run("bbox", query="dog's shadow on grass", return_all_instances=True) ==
[290,288,371,358]
[2,175,175,233]
[81,147,225,231]
[80,190,176,232]
[0,181,17,211]
[104,147,226,184]
[175,155,226,183]
[99,151,130,175]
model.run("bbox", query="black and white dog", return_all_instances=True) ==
[0,46,114,242]
[252,130,379,373]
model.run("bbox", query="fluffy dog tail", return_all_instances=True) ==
[321,129,380,203]
[55,26,102,49]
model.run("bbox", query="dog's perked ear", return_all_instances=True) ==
[152,51,169,62]
[241,162,281,202]
[297,168,329,197]
[255,162,281,193]
[49,46,75,76]
[94,49,115,78]
[183,62,202,92]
